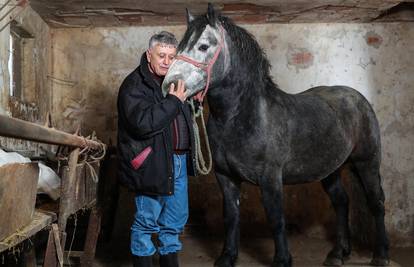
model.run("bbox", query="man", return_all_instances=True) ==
[117,31,196,267]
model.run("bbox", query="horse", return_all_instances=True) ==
[162,4,389,267]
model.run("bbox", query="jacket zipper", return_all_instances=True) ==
[162,130,174,195]
[182,104,197,174]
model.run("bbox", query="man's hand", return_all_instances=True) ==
[168,79,187,103]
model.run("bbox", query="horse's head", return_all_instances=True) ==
[162,4,230,101]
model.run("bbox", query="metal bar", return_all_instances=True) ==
[0,114,102,149]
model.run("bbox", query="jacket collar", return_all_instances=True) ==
[139,52,163,93]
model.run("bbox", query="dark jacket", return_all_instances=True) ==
[117,53,196,195]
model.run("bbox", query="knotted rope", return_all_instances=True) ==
[189,100,212,175]
[57,132,106,183]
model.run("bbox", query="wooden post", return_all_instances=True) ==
[58,148,80,255]
[24,246,37,267]
[43,228,57,267]
[80,208,102,266]
[43,224,64,267]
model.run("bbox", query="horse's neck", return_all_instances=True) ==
[207,78,284,124]
[207,85,247,123]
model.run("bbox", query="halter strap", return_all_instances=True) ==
[175,26,225,103]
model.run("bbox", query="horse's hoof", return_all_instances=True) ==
[370,258,390,266]
[214,254,236,267]
[271,263,291,267]
[271,256,292,267]
[323,256,343,266]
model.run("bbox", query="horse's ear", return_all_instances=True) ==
[206,3,217,26]
[186,8,195,24]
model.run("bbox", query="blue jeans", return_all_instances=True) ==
[131,154,189,256]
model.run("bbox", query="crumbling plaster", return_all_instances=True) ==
[0,6,51,153]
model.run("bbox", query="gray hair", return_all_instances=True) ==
[148,31,178,49]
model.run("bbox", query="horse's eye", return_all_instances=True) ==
[198,44,209,52]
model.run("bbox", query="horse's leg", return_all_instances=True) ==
[352,159,389,266]
[214,172,241,267]
[260,173,292,267]
[321,169,351,266]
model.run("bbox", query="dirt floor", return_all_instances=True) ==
[93,234,413,267]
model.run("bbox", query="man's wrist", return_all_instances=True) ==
[167,93,184,104]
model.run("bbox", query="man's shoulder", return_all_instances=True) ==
[119,66,148,94]
[122,66,142,85]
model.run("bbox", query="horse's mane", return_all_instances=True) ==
[220,16,272,82]
[178,15,273,85]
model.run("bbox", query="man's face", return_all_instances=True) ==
[146,43,177,77]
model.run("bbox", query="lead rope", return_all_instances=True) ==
[189,99,212,175]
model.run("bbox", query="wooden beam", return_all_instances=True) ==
[0,114,103,150]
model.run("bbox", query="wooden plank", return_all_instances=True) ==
[25,246,37,267]
[43,228,58,267]
[58,148,80,233]
[64,250,83,258]
[69,161,99,213]
[0,163,39,241]
[52,224,64,266]
[80,208,101,266]
[43,223,65,267]
[85,161,99,206]
[74,164,86,211]
[32,0,412,26]
[0,210,56,253]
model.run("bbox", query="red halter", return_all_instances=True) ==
[175,26,225,103]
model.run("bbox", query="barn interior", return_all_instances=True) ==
[0,1,413,266]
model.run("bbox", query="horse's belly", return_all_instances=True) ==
[282,172,329,185]
[283,149,350,184]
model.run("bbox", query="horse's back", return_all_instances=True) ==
[300,85,371,115]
